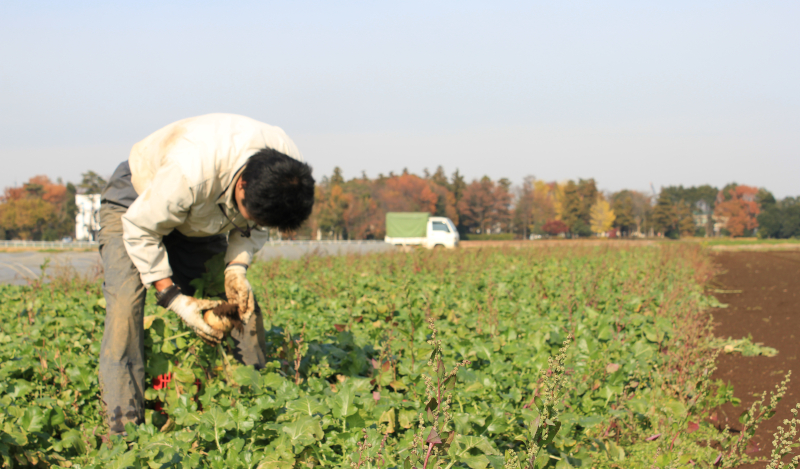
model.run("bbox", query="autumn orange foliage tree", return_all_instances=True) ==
[714,185,760,237]
[378,173,438,213]
[542,219,568,236]
[313,184,351,239]
[0,176,77,240]
[457,177,512,234]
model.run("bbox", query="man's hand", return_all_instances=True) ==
[169,295,225,345]
[156,284,224,345]
[224,264,255,325]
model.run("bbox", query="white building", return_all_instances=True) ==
[693,213,729,236]
[75,194,101,241]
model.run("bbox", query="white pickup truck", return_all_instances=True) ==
[384,212,459,249]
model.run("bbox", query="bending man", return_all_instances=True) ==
[98,113,315,434]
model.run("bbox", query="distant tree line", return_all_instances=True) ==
[2,166,798,241]
[306,166,796,240]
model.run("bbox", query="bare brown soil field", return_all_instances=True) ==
[711,251,800,467]
[710,244,800,252]
[460,239,800,251]
[460,239,659,248]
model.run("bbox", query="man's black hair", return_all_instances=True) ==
[240,148,315,231]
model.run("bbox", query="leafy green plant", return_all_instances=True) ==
[710,335,779,357]
[504,335,572,469]
[189,253,227,298]
[766,403,800,469]
[403,317,471,469]
[0,244,776,468]
[720,371,792,468]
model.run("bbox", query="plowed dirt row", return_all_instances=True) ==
[711,251,800,468]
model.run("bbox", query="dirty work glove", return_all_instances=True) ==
[224,264,255,326]
[156,285,224,345]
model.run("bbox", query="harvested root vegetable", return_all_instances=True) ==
[204,302,242,333]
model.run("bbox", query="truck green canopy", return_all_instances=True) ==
[385,212,429,238]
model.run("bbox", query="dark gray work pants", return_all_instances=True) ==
[97,168,267,434]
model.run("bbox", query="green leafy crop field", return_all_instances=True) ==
[0,246,779,468]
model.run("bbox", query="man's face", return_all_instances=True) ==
[234,177,255,222]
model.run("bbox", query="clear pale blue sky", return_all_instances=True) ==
[1,1,798,197]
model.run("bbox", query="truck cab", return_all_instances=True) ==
[427,217,460,249]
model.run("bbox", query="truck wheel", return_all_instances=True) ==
[433,244,444,250]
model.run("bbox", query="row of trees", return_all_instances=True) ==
[306,166,786,240]
[0,172,106,241]
[757,194,800,239]
[2,166,796,241]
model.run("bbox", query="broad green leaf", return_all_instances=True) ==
[143,315,157,330]
[444,375,457,392]
[2,428,28,446]
[233,365,262,387]
[173,365,195,384]
[597,325,614,341]
[399,409,418,429]
[378,409,395,433]
[605,439,626,461]
[19,407,47,433]
[331,384,358,418]
[57,429,85,454]
[286,396,327,416]
[107,450,137,469]
[458,454,491,469]
[578,415,603,428]
[146,353,171,377]
[201,407,234,439]
[628,398,649,414]
[473,342,493,360]
[282,416,323,448]
[663,400,686,417]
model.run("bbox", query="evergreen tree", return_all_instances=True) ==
[450,169,466,204]
[330,167,345,186]
[450,169,466,229]
[561,181,583,236]
[652,192,678,238]
[611,190,636,236]
[577,178,598,228]
[676,201,696,237]
[430,166,449,189]
[78,171,107,194]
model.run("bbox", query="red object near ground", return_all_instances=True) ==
[151,373,172,412]
[150,372,203,413]
[152,372,172,390]
[542,219,568,236]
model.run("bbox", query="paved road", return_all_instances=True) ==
[0,251,103,285]
[0,242,396,285]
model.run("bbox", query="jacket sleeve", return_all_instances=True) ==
[225,226,270,266]
[121,163,194,287]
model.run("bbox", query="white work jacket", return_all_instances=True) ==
[121,113,303,286]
